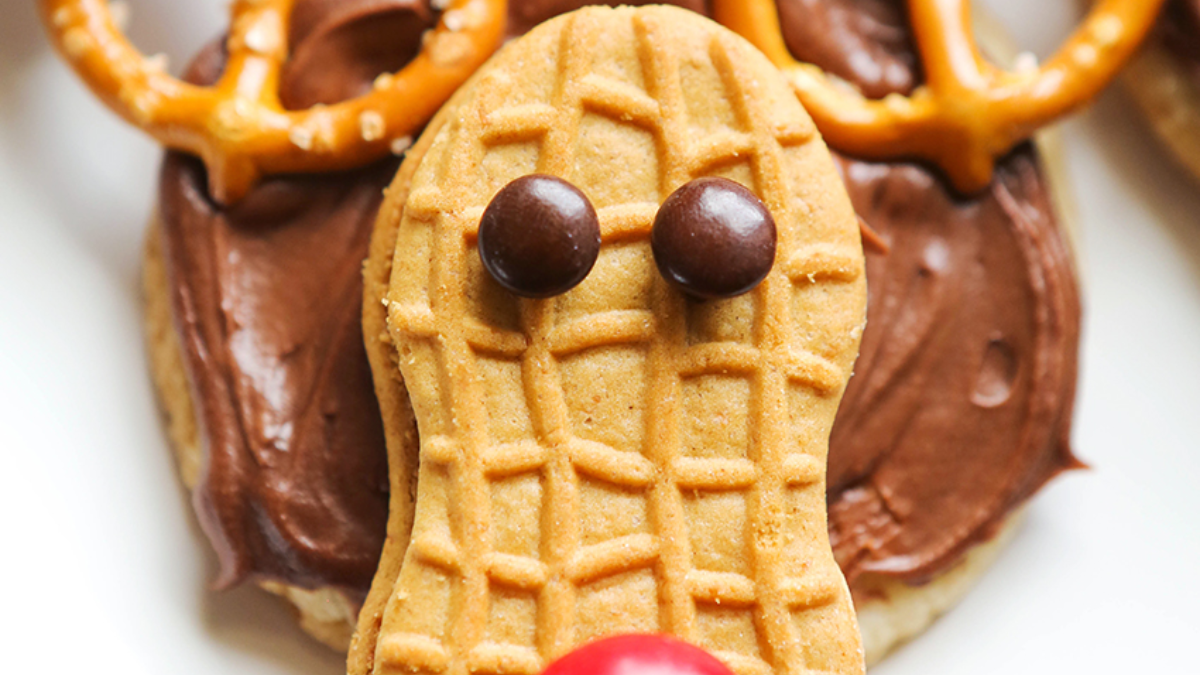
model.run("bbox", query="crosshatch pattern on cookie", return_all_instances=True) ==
[377,7,865,675]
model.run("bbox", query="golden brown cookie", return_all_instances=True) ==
[352,79,472,669]
[853,515,1025,664]
[1123,9,1200,183]
[355,6,867,675]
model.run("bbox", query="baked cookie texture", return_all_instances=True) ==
[356,6,867,675]
[1123,1,1200,182]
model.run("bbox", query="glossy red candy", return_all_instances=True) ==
[542,635,734,675]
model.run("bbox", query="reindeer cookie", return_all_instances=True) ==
[355,6,866,675]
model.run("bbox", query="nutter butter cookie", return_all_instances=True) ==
[355,7,866,674]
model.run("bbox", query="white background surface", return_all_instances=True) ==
[1,1,1198,672]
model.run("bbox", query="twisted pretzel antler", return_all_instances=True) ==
[715,0,1165,193]
[39,0,507,203]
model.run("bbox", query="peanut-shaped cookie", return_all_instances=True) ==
[356,6,867,675]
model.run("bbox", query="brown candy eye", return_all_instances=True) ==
[478,175,601,298]
[651,177,777,299]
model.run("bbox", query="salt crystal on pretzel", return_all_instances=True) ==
[38,0,507,204]
[714,0,1166,193]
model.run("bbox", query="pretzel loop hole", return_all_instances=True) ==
[715,0,1166,193]
[40,0,508,203]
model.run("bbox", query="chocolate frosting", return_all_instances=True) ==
[280,0,435,110]
[158,0,432,596]
[1160,0,1200,76]
[778,0,920,98]
[775,0,1082,587]
[162,152,394,596]
[827,153,1081,585]
[158,0,1081,599]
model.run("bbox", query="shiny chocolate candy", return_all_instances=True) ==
[651,177,776,299]
[478,175,601,298]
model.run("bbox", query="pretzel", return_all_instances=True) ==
[39,0,507,203]
[714,0,1165,193]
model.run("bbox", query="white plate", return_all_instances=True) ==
[2,2,1198,673]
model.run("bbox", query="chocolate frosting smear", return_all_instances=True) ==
[827,154,1081,585]
[157,0,1082,601]
[158,0,437,596]
[777,0,1082,587]
[778,0,921,98]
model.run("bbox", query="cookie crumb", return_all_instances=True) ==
[430,33,471,66]
[360,111,386,142]
[109,0,131,31]
[1014,51,1038,74]
[443,10,465,32]
[145,53,169,73]
[51,6,72,28]
[289,126,314,151]
[63,28,93,58]
[1072,43,1098,67]
[244,22,278,55]
[1092,15,1124,48]
[390,135,414,155]
[374,73,395,91]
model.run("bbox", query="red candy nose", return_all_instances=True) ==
[542,635,734,675]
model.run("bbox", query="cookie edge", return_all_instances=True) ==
[1122,38,1200,184]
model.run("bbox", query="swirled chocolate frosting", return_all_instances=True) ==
[157,0,430,596]
[157,0,1081,600]
[826,154,1081,585]
[780,0,1082,586]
